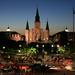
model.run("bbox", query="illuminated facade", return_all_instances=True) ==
[0,27,21,41]
[25,8,50,43]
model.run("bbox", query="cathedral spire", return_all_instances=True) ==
[26,20,29,30]
[35,8,40,22]
[46,20,49,30]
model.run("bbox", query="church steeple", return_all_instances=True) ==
[26,20,29,30]
[35,8,40,22]
[46,20,49,30]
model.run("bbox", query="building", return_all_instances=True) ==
[25,8,50,43]
[52,27,75,46]
[0,27,21,41]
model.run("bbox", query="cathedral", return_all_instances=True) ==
[25,8,50,43]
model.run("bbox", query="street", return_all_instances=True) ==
[0,70,75,75]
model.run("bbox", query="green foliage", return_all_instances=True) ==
[18,47,37,56]
[57,46,65,54]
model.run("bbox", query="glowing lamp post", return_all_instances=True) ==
[18,50,21,53]
[3,46,5,50]
[2,46,6,53]
[36,44,39,59]
[19,44,22,48]
[57,44,59,48]
[42,45,44,48]
[57,44,60,54]
[18,44,22,52]
[51,44,54,53]
[42,45,44,61]
[36,44,39,48]
[42,44,44,53]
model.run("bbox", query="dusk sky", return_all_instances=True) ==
[0,0,75,35]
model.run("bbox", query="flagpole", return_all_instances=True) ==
[73,8,74,50]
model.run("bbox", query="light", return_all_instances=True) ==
[19,66,31,72]
[42,45,44,47]
[43,38,45,40]
[18,50,21,53]
[3,46,5,49]
[65,29,69,32]
[30,38,31,41]
[57,44,59,48]
[45,64,48,67]
[6,29,10,31]
[21,66,29,70]
[49,66,61,70]
[6,27,11,31]
[19,66,29,70]
[19,44,22,48]
[65,65,72,71]
[51,45,54,47]
[36,44,39,47]
[46,38,48,40]
[65,27,69,32]
[8,55,10,58]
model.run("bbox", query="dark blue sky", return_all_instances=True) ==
[0,0,75,35]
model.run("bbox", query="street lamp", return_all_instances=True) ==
[42,44,44,63]
[18,44,22,52]
[42,45,44,48]
[57,44,60,48]
[3,46,5,50]
[36,44,39,48]
[51,44,54,53]
[57,44,60,54]
[36,44,39,59]
[2,46,6,53]
[42,44,44,53]
[18,50,21,53]
[19,44,21,48]
[51,44,54,48]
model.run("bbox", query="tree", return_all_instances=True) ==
[57,46,65,54]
